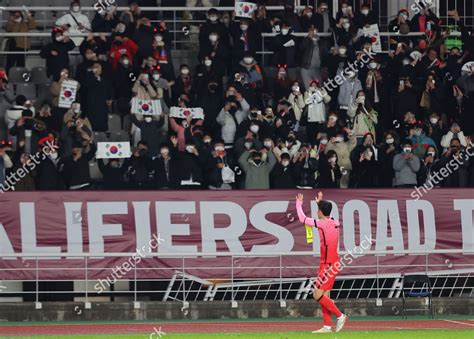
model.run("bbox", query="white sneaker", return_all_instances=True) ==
[335,314,347,332]
[311,327,332,333]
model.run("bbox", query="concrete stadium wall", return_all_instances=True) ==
[0,298,472,322]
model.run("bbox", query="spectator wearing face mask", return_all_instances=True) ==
[440,123,468,151]
[338,71,362,120]
[151,25,175,80]
[293,144,318,189]
[123,141,153,189]
[98,159,128,190]
[418,145,442,188]
[131,114,165,158]
[348,91,378,145]
[60,102,93,158]
[393,140,420,188]
[206,140,237,190]
[235,130,264,159]
[59,136,96,190]
[309,2,336,34]
[351,145,379,188]
[82,63,113,132]
[378,131,398,187]
[389,9,412,46]
[439,138,470,187]
[272,22,299,69]
[153,144,180,189]
[305,81,331,143]
[325,132,355,188]
[300,27,327,89]
[287,82,305,131]
[409,123,437,159]
[177,140,205,189]
[40,29,76,79]
[199,8,230,47]
[270,152,296,188]
[55,1,91,46]
[172,65,194,104]
[237,53,263,92]
[50,69,81,121]
[217,92,250,148]
[425,112,445,149]
[35,137,65,191]
[274,66,293,101]
[230,19,258,69]
[108,33,139,71]
[335,16,354,47]
[133,17,158,61]
[281,2,301,32]
[319,150,342,188]
[198,32,229,79]
[238,148,276,189]
[92,3,118,32]
[112,55,136,117]
[353,3,377,30]
[410,4,439,33]
[5,10,37,70]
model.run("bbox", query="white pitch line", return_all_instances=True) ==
[442,319,474,327]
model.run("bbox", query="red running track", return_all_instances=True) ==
[0,319,473,336]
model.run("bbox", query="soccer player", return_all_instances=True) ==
[295,192,347,333]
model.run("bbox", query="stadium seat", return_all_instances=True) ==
[89,160,103,180]
[8,67,29,83]
[107,114,122,132]
[122,114,132,133]
[93,132,108,145]
[30,67,50,84]
[401,275,434,318]
[14,83,37,99]
[109,131,130,142]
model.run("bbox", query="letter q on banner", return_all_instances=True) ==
[170,107,204,120]
[96,142,131,159]
[235,1,257,18]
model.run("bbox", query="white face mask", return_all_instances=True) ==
[240,25,248,31]
[264,141,272,148]
[72,6,81,12]
[430,118,438,124]
[122,59,130,66]
[329,157,337,164]
[49,152,58,160]
[361,9,369,15]
[357,96,366,104]
[320,139,328,145]
[335,136,344,143]
[186,146,194,153]
[281,28,289,35]
[403,147,412,153]
[144,117,152,123]
[427,151,435,157]
[209,15,218,22]
[386,138,394,144]
[181,69,190,75]
[117,25,126,33]
[329,116,337,122]
[250,125,259,133]
[155,36,163,42]
[204,59,212,67]
[282,160,290,167]
[369,62,378,69]
[153,74,160,81]
[209,34,218,42]
[56,35,65,42]
[292,86,300,92]
[402,59,411,66]
[244,57,254,64]
[14,17,22,23]
[161,149,169,157]
[245,142,252,149]
[343,22,351,30]
[339,48,347,55]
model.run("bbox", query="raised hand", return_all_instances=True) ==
[316,191,323,203]
[296,193,304,202]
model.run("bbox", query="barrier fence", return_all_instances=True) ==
[0,250,473,307]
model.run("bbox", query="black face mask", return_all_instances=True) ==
[138,149,147,157]
[229,107,238,115]
[114,40,123,46]
[253,158,262,165]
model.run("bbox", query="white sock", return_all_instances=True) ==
[323,325,331,329]
[337,314,345,319]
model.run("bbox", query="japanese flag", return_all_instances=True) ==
[169,107,204,120]
[235,1,257,19]
[58,80,78,108]
[131,98,162,115]
[96,142,131,159]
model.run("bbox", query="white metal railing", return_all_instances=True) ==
[0,249,472,308]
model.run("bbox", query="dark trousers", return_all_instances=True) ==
[6,44,26,70]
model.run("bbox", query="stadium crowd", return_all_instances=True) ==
[0,0,473,191]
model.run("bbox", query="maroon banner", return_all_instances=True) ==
[0,189,473,283]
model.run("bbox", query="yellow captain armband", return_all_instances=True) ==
[305,224,313,244]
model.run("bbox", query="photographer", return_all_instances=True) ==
[393,140,420,188]
[9,109,47,154]
[439,138,470,187]
[60,102,93,158]
[59,135,96,190]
